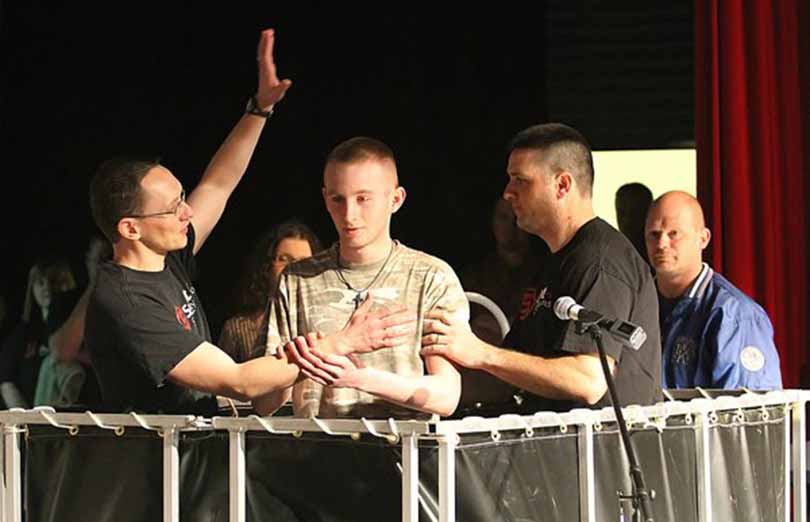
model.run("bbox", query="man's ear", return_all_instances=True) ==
[117,218,141,241]
[699,227,711,250]
[556,171,573,198]
[391,186,407,213]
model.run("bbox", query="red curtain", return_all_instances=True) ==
[695,0,810,388]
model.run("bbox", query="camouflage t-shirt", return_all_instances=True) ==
[265,241,469,419]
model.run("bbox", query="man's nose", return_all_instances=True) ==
[342,200,359,222]
[180,202,194,220]
[503,183,515,201]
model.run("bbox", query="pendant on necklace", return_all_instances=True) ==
[353,291,366,310]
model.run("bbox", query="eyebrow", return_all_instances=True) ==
[326,189,376,196]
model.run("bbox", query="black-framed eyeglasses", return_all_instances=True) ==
[128,190,187,219]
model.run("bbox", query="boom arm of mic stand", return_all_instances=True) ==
[576,321,655,522]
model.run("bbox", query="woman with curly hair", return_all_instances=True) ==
[219,221,321,363]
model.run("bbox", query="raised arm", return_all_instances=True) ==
[188,28,292,253]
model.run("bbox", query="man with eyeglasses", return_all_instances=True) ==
[84,29,412,415]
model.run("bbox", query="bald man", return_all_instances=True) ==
[645,191,782,390]
[257,136,467,419]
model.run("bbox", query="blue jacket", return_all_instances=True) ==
[661,263,782,390]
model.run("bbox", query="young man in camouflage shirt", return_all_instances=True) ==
[256,137,467,419]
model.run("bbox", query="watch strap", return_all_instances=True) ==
[246,95,273,118]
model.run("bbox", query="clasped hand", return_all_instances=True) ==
[279,295,416,387]
[282,332,365,388]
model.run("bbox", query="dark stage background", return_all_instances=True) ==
[0,3,693,337]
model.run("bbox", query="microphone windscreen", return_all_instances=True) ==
[553,296,577,320]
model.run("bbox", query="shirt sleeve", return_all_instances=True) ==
[557,264,633,362]
[710,312,783,390]
[115,299,207,385]
[265,276,293,356]
[424,263,470,325]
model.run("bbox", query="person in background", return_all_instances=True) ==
[645,190,782,389]
[615,182,653,262]
[0,257,77,408]
[462,198,548,344]
[219,221,322,363]
[34,235,112,408]
[458,198,548,412]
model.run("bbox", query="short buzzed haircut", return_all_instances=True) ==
[508,123,595,197]
[89,157,161,243]
[326,136,396,167]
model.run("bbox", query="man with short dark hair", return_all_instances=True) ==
[85,31,409,415]
[422,123,662,412]
[645,190,782,389]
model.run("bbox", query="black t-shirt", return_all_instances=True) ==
[86,226,216,414]
[503,217,662,413]
[658,295,678,324]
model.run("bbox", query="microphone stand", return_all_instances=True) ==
[576,320,655,522]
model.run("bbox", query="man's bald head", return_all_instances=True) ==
[645,191,711,296]
[647,191,706,230]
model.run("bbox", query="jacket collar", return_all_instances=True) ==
[685,262,713,299]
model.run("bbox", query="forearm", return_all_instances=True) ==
[200,114,268,193]
[49,287,91,362]
[354,368,460,417]
[188,114,270,251]
[481,346,608,405]
[252,386,292,416]
[0,382,28,409]
[232,355,300,401]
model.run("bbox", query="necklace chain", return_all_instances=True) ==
[335,242,396,309]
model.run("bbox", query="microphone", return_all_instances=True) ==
[553,296,647,351]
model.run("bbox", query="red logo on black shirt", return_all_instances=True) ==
[518,287,553,320]
[175,306,191,331]
[519,289,537,320]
